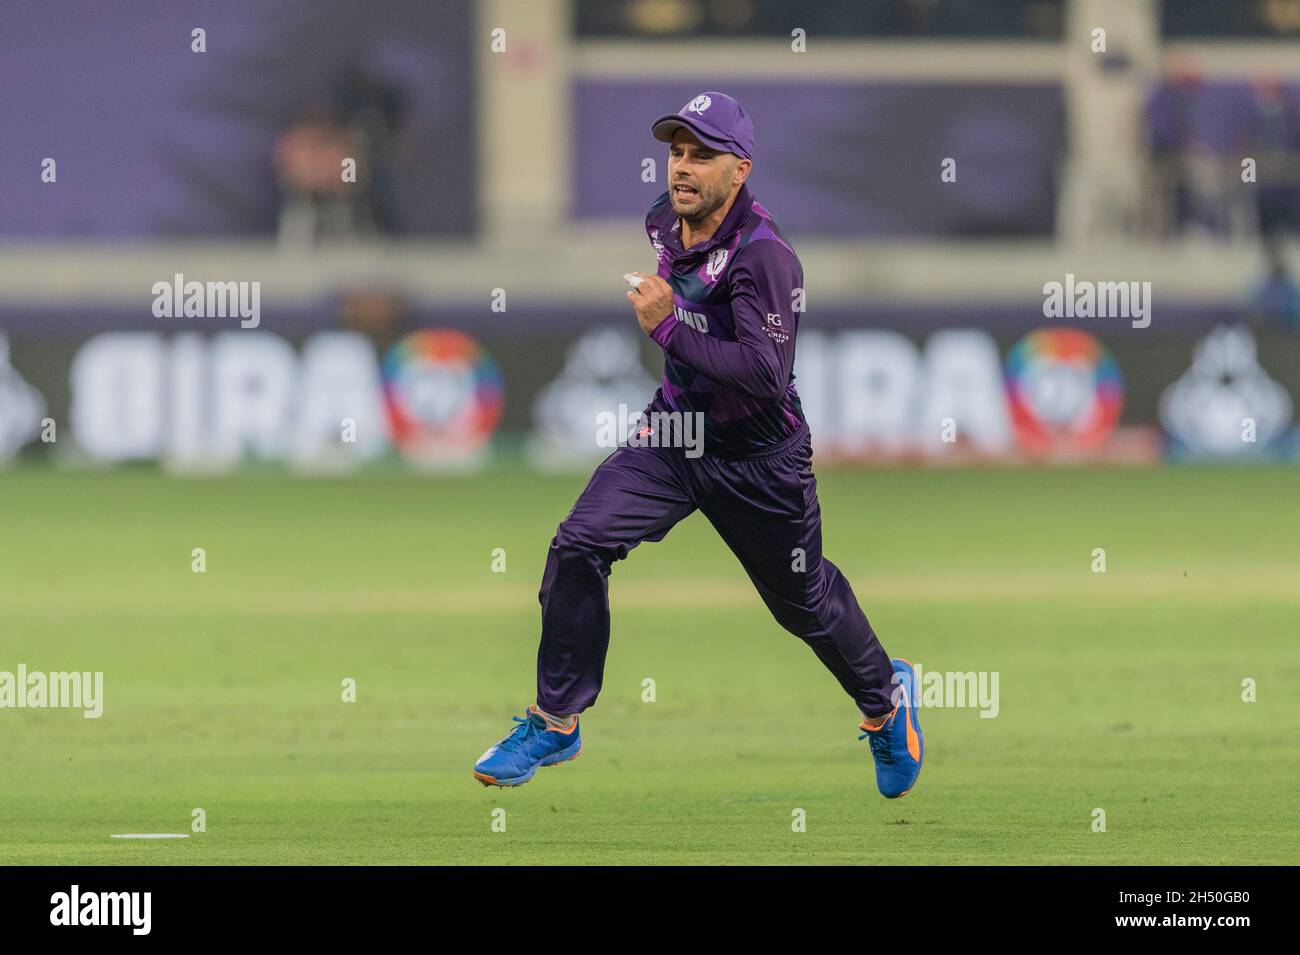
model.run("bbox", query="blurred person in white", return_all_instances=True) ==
[273,101,359,250]
[1145,62,1230,238]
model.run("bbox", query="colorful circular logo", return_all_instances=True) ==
[1005,328,1123,455]
[381,330,503,460]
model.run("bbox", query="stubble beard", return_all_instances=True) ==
[675,179,730,228]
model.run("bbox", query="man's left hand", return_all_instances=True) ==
[627,272,675,337]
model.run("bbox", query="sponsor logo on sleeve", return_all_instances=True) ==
[764,313,789,343]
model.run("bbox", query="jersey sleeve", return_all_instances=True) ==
[652,239,801,400]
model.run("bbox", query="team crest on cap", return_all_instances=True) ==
[685,94,712,115]
[705,247,728,280]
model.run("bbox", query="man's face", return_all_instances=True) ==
[667,128,744,221]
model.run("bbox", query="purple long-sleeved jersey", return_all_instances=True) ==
[643,183,808,457]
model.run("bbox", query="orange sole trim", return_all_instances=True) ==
[542,743,583,767]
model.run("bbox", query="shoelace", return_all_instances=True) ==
[495,714,541,753]
[859,720,894,763]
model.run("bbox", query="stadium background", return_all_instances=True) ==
[1,0,1297,865]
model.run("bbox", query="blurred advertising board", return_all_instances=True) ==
[2,305,1297,470]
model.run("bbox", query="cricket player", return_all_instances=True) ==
[474,92,923,798]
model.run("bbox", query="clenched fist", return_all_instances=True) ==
[626,272,675,337]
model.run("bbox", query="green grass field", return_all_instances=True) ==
[1,465,1297,865]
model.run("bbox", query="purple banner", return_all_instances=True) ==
[0,1,475,237]
[573,80,1064,237]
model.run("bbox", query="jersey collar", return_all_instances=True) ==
[663,183,753,257]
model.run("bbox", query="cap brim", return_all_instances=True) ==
[651,114,736,154]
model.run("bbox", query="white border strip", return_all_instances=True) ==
[573,39,1067,81]
[110,833,190,839]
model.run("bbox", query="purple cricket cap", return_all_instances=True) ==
[651,92,754,160]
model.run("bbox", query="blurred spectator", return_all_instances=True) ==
[1249,238,1300,333]
[273,102,359,249]
[1145,63,1229,238]
[1145,64,1300,242]
[338,289,409,357]
[333,65,409,234]
[1249,75,1300,239]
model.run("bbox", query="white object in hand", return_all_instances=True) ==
[623,272,646,289]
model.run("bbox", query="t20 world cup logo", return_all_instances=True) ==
[381,330,503,463]
[1005,328,1123,456]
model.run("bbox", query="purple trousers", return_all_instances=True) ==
[535,427,896,719]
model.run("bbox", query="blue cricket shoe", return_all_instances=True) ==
[859,658,924,798]
[473,707,582,787]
